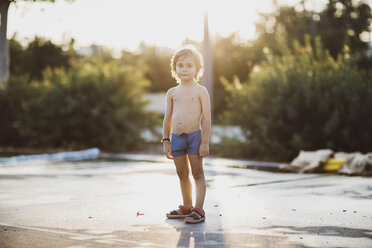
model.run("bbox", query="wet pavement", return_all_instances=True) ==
[0,153,372,248]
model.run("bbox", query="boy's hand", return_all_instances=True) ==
[199,143,209,157]
[163,142,173,159]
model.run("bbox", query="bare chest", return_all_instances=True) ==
[173,93,200,105]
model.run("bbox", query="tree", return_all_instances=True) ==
[24,36,71,79]
[212,33,256,121]
[0,54,156,150]
[223,37,372,161]
[318,0,372,68]
[255,0,371,67]
[138,43,174,92]
[256,6,314,49]
[8,36,24,76]
[10,36,73,78]
[0,0,11,83]
[0,0,62,84]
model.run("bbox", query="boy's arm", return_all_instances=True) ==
[163,89,173,159]
[199,87,211,157]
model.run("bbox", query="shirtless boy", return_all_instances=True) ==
[162,45,211,224]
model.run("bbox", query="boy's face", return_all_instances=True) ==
[176,55,197,82]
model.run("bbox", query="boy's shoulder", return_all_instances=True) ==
[194,83,208,95]
[195,83,207,90]
[166,86,178,95]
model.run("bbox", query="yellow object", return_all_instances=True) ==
[323,158,346,171]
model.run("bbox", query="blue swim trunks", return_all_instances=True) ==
[171,130,202,157]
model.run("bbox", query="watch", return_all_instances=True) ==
[161,138,170,143]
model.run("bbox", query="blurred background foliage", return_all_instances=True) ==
[1,42,158,151]
[221,36,372,161]
[0,0,371,159]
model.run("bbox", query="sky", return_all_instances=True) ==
[6,0,351,52]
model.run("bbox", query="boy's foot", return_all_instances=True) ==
[185,208,205,224]
[166,205,193,219]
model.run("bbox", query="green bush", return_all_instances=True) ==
[9,36,72,80]
[223,36,372,161]
[211,137,248,159]
[0,75,34,146]
[0,57,158,151]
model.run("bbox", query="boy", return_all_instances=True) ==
[162,45,211,224]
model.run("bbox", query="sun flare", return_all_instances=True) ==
[8,0,273,51]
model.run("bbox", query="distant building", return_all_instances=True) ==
[137,42,174,56]
[76,45,106,57]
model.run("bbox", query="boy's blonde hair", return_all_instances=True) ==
[171,45,204,82]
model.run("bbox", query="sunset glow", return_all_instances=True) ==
[7,0,285,51]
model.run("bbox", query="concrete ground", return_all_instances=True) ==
[0,153,371,248]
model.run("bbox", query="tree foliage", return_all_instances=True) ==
[319,0,371,57]
[223,36,372,161]
[138,44,174,93]
[256,0,371,68]
[0,55,157,151]
[10,36,71,80]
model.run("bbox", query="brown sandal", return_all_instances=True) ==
[185,208,205,224]
[166,205,193,219]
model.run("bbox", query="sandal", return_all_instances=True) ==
[166,205,193,219]
[185,208,205,224]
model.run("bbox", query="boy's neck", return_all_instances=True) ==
[179,79,197,86]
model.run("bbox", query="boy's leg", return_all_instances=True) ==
[173,155,193,210]
[188,155,206,210]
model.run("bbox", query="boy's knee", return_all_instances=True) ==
[191,168,204,180]
[176,168,189,180]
